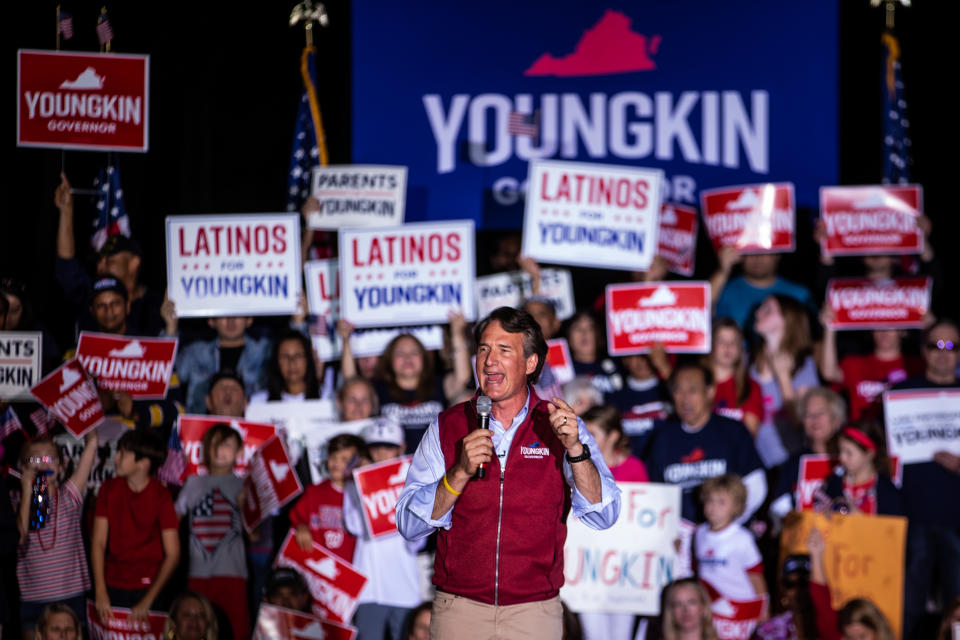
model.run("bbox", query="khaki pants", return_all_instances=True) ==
[430,590,563,640]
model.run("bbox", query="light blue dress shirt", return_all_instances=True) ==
[396,389,621,541]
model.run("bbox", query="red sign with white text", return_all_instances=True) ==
[253,604,358,640]
[18,50,149,152]
[710,594,767,640]
[86,601,167,640]
[242,435,303,532]
[826,277,931,330]
[546,338,575,385]
[274,532,368,624]
[701,183,795,253]
[76,332,177,399]
[797,454,836,511]
[606,283,711,356]
[352,456,412,538]
[820,185,923,256]
[658,203,698,276]
[30,359,103,438]
[178,415,277,480]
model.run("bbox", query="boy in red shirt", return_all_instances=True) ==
[92,430,180,621]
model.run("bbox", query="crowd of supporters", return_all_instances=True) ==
[0,181,958,640]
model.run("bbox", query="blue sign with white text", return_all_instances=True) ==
[352,1,838,229]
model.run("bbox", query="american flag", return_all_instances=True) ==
[881,30,911,184]
[507,111,539,138]
[58,9,74,40]
[29,407,54,435]
[96,7,113,46]
[91,165,132,251]
[192,487,236,554]
[286,46,329,213]
[158,426,186,486]
[1,407,22,441]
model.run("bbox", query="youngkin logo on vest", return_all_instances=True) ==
[521,440,551,459]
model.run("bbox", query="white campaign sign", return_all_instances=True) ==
[304,259,340,318]
[339,220,476,327]
[166,214,301,317]
[308,165,407,229]
[474,269,574,321]
[522,160,663,271]
[883,388,960,464]
[0,331,42,401]
[311,324,444,362]
[561,482,680,615]
[245,400,338,443]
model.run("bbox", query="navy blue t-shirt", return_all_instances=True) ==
[890,376,960,527]
[642,414,763,522]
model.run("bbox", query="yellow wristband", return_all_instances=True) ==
[442,474,462,496]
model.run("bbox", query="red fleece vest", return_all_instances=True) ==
[433,392,572,605]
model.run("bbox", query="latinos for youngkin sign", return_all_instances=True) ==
[166,214,302,317]
[338,220,476,327]
[17,49,149,152]
[522,159,663,271]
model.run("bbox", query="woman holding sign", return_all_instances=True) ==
[250,330,330,404]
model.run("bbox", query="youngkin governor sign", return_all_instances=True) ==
[351,1,837,229]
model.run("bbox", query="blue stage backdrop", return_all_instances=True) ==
[352,1,838,230]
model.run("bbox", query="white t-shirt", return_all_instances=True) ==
[694,522,762,600]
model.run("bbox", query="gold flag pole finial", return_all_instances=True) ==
[869,0,910,29]
[289,1,329,48]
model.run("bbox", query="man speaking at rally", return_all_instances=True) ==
[396,307,621,639]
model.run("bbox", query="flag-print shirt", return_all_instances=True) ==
[175,473,247,579]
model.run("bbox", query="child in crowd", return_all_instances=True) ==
[694,474,768,618]
[175,423,248,640]
[291,433,368,561]
[92,430,180,621]
[818,421,903,516]
[17,431,98,637]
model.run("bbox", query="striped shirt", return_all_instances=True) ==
[17,480,91,602]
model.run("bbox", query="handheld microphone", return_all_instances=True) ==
[476,395,492,479]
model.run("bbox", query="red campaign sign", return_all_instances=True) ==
[700,183,795,253]
[274,531,368,624]
[710,595,767,640]
[826,277,931,330]
[18,50,149,152]
[86,601,167,640]
[242,434,303,532]
[546,338,575,385]
[30,359,104,438]
[658,203,698,276]
[820,185,923,256]
[178,415,277,480]
[605,282,711,356]
[76,332,177,399]
[253,603,357,640]
[797,454,835,511]
[352,456,412,539]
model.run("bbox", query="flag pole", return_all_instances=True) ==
[56,5,61,50]
[289,1,331,167]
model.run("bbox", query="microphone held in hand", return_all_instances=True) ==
[476,395,492,479]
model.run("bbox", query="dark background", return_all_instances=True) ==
[3,1,952,351]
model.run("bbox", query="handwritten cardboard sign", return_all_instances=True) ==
[242,434,303,532]
[659,203,698,276]
[780,511,906,639]
[274,531,368,624]
[18,50,149,152]
[562,482,680,615]
[0,331,42,401]
[820,185,923,256]
[701,183,795,253]
[339,220,476,327]
[826,277,931,330]
[606,282,711,356]
[351,456,412,538]
[166,214,301,317]
[30,359,103,438]
[76,332,177,399]
[522,159,663,271]
[308,165,406,229]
